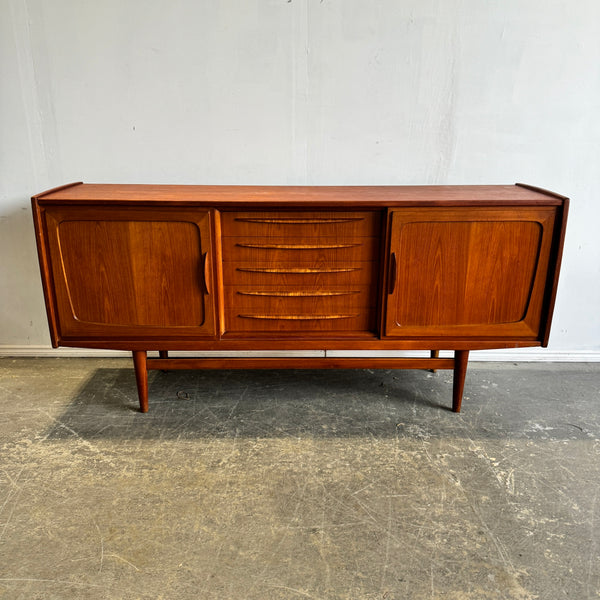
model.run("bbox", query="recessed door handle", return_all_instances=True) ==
[388,252,397,295]
[202,252,211,295]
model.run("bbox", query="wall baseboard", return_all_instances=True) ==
[0,346,599,362]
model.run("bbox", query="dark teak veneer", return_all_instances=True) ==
[32,183,568,413]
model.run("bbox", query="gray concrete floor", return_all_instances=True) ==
[0,358,599,599]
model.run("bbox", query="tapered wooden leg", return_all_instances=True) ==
[452,350,469,412]
[430,350,440,372]
[132,350,149,413]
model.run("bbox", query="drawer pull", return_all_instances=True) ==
[237,290,360,297]
[388,252,397,295]
[235,217,364,224]
[237,267,360,274]
[236,243,360,249]
[202,252,211,295]
[239,314,358,321]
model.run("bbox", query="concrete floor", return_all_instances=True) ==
[0,358,599,599]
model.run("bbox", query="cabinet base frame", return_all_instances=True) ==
[132,350,470,414]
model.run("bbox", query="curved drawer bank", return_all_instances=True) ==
[32,183,568,413]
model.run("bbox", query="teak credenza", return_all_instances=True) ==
[32,183,568,413]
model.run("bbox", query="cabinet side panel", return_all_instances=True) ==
[31,200,60,346]
[541,198,569,346]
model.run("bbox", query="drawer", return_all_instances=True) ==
[221,211,382,238]
[223,261,379,287]
[222,236,380,264]
[225,285,376,312]
[224,309,377,334]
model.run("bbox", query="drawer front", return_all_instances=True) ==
[222,210,381,336]
[221,211,381,238]
[224,310,376,333]
[222,236,379,264]
[225,285,375,312]
[222,263,377,286]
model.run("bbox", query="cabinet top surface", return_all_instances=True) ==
[32,182,567,206]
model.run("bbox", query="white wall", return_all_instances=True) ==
[2,0,599,358]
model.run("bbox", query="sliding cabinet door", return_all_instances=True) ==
[384,207,557,340]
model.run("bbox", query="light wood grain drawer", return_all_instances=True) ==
[222,236,380,264]
[225,285,375,312]
[222,262,378,286]
[221,211,381,238]
[224,310,376,333]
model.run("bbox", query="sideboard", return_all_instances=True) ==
[32,183,568,413]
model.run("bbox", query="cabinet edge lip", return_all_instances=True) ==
[515,183,569,202]
[31,181,83,201]
[30,199,566,209]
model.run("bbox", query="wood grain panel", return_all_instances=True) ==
[59,220,205,326]
[392,221,541,325]
[385,207,557,338]
[44,208,218,338]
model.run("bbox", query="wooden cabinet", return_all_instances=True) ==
[32,183,568,414]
